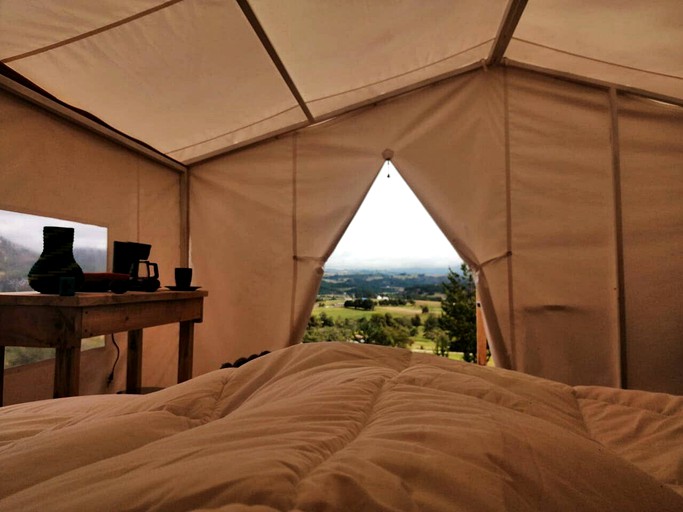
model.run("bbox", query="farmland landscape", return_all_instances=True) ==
[305,267,484,363]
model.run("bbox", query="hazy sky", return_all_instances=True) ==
[0,210,107,252]
[326,162,462,270]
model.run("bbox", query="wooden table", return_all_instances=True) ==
[0,290,207,405]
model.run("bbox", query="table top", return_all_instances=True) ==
[0,290,208,307]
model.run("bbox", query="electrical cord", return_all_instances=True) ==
[106,333,120,386]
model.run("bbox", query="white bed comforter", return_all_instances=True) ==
[1,342,682,511]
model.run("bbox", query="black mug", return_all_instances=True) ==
[175,267,192,289]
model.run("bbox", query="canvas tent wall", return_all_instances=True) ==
[0,88,185,403]
[0,1,681,403]
[190,67,682,394]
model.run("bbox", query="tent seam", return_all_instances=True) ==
[290,350,413,508]
[289,374,396,508]
[303,39,494,105]
[503,66,516,367]
[169,39,491,157]
[2,0,186,64]
[165,105,302,155]
[288,134,299,345]
[608,88,628,389]
[512,38,683,80]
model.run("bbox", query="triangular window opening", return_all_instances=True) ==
[308,162,477,363]
[326,161,462,272]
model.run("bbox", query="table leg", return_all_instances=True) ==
[54,345,80,398]
[178,321,194,383]
[0,346,4,406]
[126,329,143,394]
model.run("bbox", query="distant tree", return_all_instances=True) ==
[378,298,407,306]
[354,288,375,299]
[411,314,422,327]
[308,315,320,328]
[432,329,450,357]
[319,311,335,327]
[423,314,439,333]
[384,312,394,326]
[439,263,478,363]
[361,315,392,346]
[302,326,354,343]
[356,314,411,348]
[344,298,375,311]
[386,326,411,348]
[334,317,347,328]
[394,316,410,328]
[421,305,429,314]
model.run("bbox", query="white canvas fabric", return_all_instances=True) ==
[190,70,508,375]
[0,0,170,61]
[506,70,620,387]
[618,95,683,393]
[509,0,683,101]
[2,1,680,164]
[191,67,682,394]
[1,0,307,163]
[248,0,506,118]
[0,2,681,398]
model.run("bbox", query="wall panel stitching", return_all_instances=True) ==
[180,170,190,266]
[136,164,141,242]
[2,0,185,63]
[289,134,299,345]
[609,88,628,389]
[503,67,516,367]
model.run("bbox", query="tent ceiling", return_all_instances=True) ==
[510,1,683,101]
[1,0,681,165]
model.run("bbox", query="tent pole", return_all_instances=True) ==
[236,0,314,123]
[0,347,4,407]
[288,134,300,345]
[609,88,628,389]
[180,170,190,267]
[488,0,528,65]
[476,287,488,365]
[503,67,517,369]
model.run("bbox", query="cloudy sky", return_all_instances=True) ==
[0,210,107,252]
[326,162,462,270]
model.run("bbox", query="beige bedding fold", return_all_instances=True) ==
[1,342,681,511]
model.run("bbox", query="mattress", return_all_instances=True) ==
[1,342,681,511]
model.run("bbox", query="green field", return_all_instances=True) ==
[309,298,493,365]
[310,299,453,355]
[312,299,442,320]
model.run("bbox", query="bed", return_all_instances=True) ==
[1,342,681,511]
